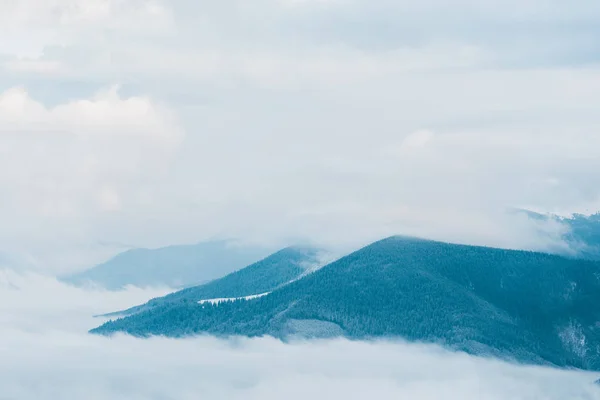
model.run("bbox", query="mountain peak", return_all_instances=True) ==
[92,237,600,371]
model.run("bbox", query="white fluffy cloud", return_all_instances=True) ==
[0,85,178,139]
[5,334,599,400]
[0,273,599,400]
[0,269,169,332]
[0,0,600,271]
[0,86,182,272]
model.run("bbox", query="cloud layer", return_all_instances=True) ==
[0,86,181,272]
[4,334,600,400]
[1,272,599,400]
[1,0,600,271]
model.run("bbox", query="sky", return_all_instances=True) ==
[1,270,599,399]
[1,0,600,273]
[2,4,600,396]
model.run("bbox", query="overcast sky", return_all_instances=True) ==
[1,0,600,273]
[2,4,600,397]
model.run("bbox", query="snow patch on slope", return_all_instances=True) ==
[198,292,271,305]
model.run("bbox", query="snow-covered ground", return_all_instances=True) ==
[198,292,270,305]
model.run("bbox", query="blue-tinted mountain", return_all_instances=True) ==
[62,240,272,290]
[563,213,600,259]
[520,210,600,260]
[101,246,324,317]
[92,236,600,371]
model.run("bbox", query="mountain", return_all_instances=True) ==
[62,240,273,290]
[563,213,600,259]
[518,209,600,260]
[101,246,325,318]
[92,236,600,371]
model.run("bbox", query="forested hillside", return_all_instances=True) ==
[92,236,600,370]
[103,246,323,317]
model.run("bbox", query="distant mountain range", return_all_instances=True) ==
[519,210,600,260]
[100,246,324,318]
[92,236,600,371]
[55,211,600,291]
[557,213,600,260]
[62,240,273,290]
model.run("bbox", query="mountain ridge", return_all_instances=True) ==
[62,240,273,290]
[98,245,326,318]
[92,236,600,371]
[518,209,600,260]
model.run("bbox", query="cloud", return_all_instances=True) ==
[0,0,600,271]
[0,269,170,332]
[5,335,600,400]
[387,129,435,157]
[2,0,598,86]
[0,86,182,273]
[0,85,179,139]
[0,273,599,400]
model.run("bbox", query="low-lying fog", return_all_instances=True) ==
[1,270,599,400]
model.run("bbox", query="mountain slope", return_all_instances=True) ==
[520,209,600,260]
[62,240,271,290]
[103,246,324,317]
[563,213,600,260]
[92,236,600,370]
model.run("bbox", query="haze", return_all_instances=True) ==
[1,0,600,273]
[2,1,600,399]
